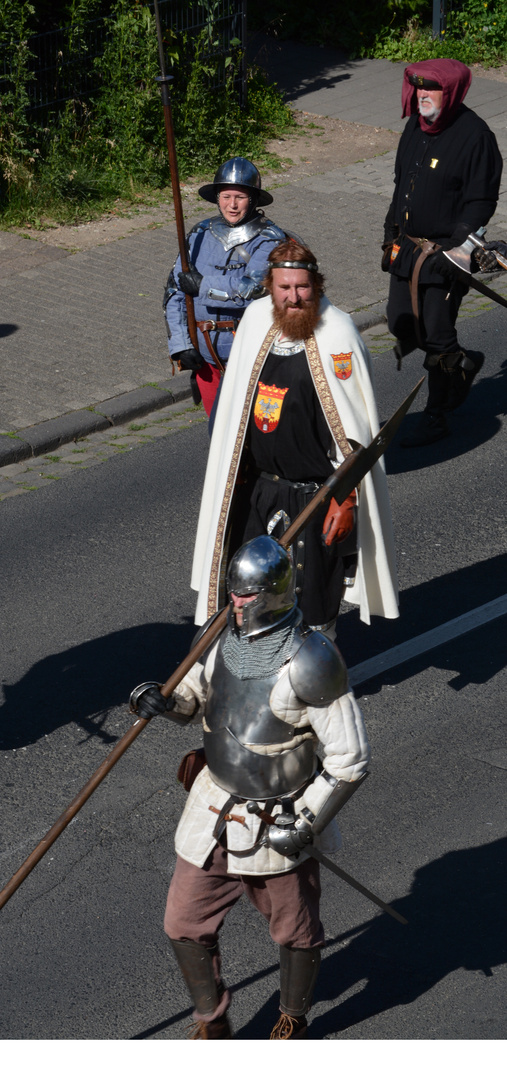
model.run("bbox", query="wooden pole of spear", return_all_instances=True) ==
[0,379,423,911]
[153,0,199,350]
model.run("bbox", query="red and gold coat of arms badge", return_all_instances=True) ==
[254,382,289,432]
[331,352,353,380]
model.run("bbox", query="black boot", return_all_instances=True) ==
[444,350,484,411]
[270,945,321,1039]
[401,360,450,447]
[169,938,232,1039]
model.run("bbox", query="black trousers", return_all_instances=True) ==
[387,273,468,356]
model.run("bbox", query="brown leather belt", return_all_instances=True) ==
[406,235,441,347]
[196,319,238,374]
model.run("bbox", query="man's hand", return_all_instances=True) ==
[322,492,356,546]
[429,249,456,281]
[178,265,203,296]
[473,241,507,272]
[267,814,314,857]
[129,682,175,720]
[172,348,205,373]
[381,241,398,271]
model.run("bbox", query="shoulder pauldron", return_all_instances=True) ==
[289,632,348,706]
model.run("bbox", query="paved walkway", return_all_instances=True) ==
[1,45,507,465]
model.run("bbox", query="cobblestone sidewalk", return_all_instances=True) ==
[0,400,206,502]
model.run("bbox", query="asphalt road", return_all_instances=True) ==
[0,309,506,1062]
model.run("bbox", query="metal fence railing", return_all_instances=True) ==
[0,1,247,117]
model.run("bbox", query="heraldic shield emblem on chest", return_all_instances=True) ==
[332,352,353,379]
[254,382,289,432]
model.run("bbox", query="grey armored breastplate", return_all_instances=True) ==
[203,638,316,800]
[208,214,266,251]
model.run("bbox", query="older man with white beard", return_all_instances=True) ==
[191,239,399,636]
[382,59,502,446]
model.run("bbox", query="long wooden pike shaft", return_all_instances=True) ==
[153,0,198,349]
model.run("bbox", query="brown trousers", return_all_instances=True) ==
[164,845,325,1022]
[164,844,325,947]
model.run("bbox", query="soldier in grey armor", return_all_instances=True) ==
[130,535,370,1039]
[163,157,296,415]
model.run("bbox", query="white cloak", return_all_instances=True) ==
[191,294,399,625]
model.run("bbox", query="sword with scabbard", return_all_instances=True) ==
[0,379,423,913]
[246,777,408,926]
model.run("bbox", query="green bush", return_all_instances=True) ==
[0,0,295,225]
[370,2,507,65]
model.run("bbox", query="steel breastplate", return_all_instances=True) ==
[203,642,316,800]
[208,214,268,251]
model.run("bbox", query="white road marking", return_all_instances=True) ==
[348,595,507,686]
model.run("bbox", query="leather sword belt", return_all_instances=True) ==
[257,471,322,493]
[406,234,441,347]
[196,319,239,375]
[196,319,239,332]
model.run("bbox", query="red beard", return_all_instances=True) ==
[272,293,321,341]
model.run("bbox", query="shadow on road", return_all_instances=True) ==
[0,620,196,750]
[2,550,506,747]
[312,835,507,1038]
[248,33,352,101]
[0,323,18,338]
[338,551,507,685]
[132,836,506,1039]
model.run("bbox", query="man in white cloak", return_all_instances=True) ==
[191,240,399,631]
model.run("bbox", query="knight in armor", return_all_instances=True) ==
[130,534,370,1039]
[163,157,295,416]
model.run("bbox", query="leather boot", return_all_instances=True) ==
[169,938,232,1039]
[269,945,321,1039]
[188,1015,232,1040]
[444,350,484,411]
[401,360,450,447]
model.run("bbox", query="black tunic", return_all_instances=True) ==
[247,346,334,481]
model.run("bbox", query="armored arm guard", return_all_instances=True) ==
[288,631,349,707]
[288,633,370,834]
[297,771,368,836]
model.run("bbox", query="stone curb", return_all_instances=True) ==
[0,306,388,469]
[0,373,194,468]
[352,302,387,331]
